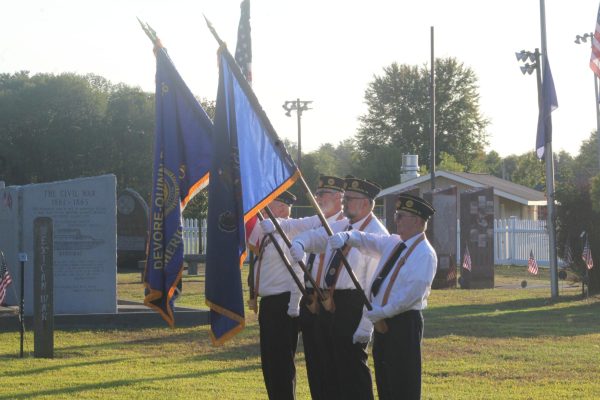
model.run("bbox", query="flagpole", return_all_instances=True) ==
[259,207,326,303]
[203,17,371,309]
[539,0,559,299]
[594,74,600,170]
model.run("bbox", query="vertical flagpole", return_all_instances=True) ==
[539,0,558,299]
[595,74,600,170]
[296,98,302,170]
[430,26,436,191]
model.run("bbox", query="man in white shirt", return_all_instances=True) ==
[258,174,346,400]
[252,190,303,400]
[289,176,388,400]
[328,193,437,400]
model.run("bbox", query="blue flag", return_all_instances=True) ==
[144,45,214,327]
[535,56,558,159]
[205,46,298,345]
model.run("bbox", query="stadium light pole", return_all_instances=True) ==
[282,99,312,170]
[515,49,542,107]
[515,46,559,299]
[574,32,600,170]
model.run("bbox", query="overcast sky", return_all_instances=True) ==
[2,0,599,159]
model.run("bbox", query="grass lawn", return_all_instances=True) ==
[1,266,599,399]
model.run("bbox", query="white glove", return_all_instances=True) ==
[289,240,305,262]
[259,218,276,234]
[352,326,372,344]
[287,303,300,318]
[328,232,349,249]
[366,305,387,323]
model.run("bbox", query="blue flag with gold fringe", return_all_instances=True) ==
[205,46,298,345]
[144,45,213,327]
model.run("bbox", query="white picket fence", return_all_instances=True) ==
[182,218,207,255]
[457,217,556,267]
[492,217,558,267]
[183,216,558,267]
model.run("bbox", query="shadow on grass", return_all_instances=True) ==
[0,357,128,378]
[0,365,261,400]
[425,294,600,338]
[52,324,261,357]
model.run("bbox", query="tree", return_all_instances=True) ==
[438,152,465,172]
[555,181,599,294]
[0,72,109,184]
[573,130,599,187]
[356,57,489,186]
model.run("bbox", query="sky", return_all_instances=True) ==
[2,0,600,159]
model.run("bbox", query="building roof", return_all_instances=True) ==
[378,170,546,206]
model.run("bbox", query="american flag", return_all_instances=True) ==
[582,237,594,270]
[591,3,600,78]
[235,0,252,84]
[462,245,472,271]
[446,261,457,283]
[563,244,573,266]
[528,250,538,275]
[0,251,13,305]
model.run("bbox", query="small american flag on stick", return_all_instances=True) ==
[462,245,472,272]
[0,251,13,305]
[447,261,457,283]
[582,237,594,270]
[528,250,538,275]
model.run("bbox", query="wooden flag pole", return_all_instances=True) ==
[295,172,373,311]
[261,207,326,303]
[254,213,307,298]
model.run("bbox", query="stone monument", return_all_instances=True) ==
[117,188,148,270]
[0,174,117,315]
[459,187,495,289]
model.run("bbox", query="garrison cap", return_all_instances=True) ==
[317,174,345,193]
[344,175,381,200]
[395,193,436,220]
[275,190,297,205]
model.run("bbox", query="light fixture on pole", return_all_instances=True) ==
[282,99,312,169]
[515,45,559,299]
[515,49,542,107]
[574,31,600,171]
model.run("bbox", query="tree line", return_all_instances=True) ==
[0,62,598,291]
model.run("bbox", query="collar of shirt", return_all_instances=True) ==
[327,210,345,223]
[349,212,372,230]
[401,232,424,249]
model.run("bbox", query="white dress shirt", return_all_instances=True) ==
[278,210,347,286]
[295,212,388,335]
[253,219,304,313]
[352,231,437,318]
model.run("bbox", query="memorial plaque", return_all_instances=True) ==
[460,187,494,289]
[0,185,19,305]
[20,174,117,315]
[424,186,458,289]
[117,188,149,270]
[34,217,53,358]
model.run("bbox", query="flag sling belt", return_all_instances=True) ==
[322,214,372,312]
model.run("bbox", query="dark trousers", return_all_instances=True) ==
[323,289,374,400]
[259,292,299,400]
[373,310,423,400]
[299,290,339,400]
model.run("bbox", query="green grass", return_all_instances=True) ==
[1,266,599,399]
